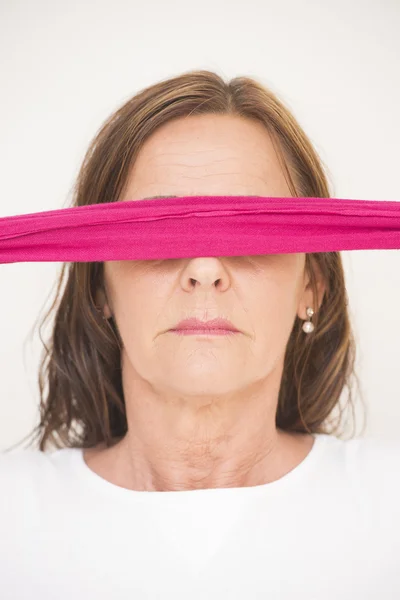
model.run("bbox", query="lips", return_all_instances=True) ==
[172,318,239,332]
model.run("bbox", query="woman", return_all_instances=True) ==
[1,69,400,599]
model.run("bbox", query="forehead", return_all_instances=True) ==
[121,114,291,200]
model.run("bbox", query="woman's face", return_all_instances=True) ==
[98,114,319,397]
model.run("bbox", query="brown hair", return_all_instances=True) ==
[6,69,365,453]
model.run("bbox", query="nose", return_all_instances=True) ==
[180,257,231,292]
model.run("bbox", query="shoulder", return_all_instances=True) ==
[0,448,55,492]
[306,433,400,488]
[0,446,81,499]
[0,450,52,529]
[340,435,400,474]
[0,447,55,469]
[321,433,400,467]
[0,447,49,473]
[0,447,84,530]
[321,434,400,500]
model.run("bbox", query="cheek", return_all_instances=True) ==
[247,281,299,344]
[111,277,168,344]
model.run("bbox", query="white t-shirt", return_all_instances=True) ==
[1,432,400,600]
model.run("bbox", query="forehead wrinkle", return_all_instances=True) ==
[152,158,243,166]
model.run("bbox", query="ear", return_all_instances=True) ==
[95,287,113,319]
[297,257,326,320]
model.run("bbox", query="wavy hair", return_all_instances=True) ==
[6,69,365,453]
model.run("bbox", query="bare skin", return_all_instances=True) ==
[85,114,325,492]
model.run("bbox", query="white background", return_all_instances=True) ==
[0,0,399,451]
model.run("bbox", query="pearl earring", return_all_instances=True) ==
[302,307,315,333]
[95,307,108,321]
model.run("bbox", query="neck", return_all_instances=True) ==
[82,355,315,492]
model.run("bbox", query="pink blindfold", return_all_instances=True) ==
[1,195,400,264]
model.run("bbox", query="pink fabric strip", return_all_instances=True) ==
[1,196,400,264]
